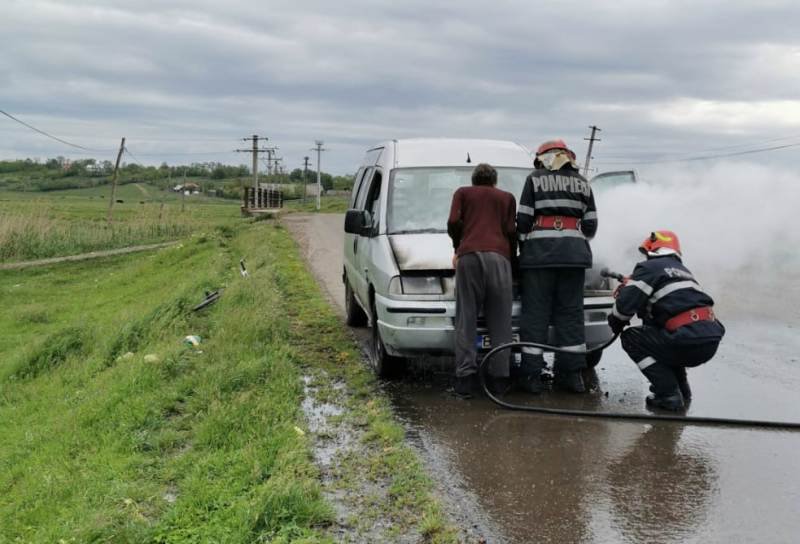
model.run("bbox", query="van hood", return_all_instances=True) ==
[389,233,453,271]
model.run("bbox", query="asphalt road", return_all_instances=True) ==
[285,213,800,544]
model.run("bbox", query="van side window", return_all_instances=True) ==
[350,167,368,208]
[353,168,373,210]
[365,170,382,217]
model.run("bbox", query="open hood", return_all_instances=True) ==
[389,233,453,271]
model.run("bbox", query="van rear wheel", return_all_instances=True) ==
[344,280,367,327]
[370,304,405,378]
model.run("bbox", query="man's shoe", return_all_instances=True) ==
[553,372,586,393]
[645,393,685,412]
[516,374,546,394]
[487,376,512,395]
[453,374,479,398]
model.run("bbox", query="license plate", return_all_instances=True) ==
[477,333,519,349]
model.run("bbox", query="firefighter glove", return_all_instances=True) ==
[607,314,628,335]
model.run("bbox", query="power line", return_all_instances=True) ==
[598,132,800,157]
[126,150,236,157]
[0,108,109,152]
[123,147,144,165]
[596,140,800,166]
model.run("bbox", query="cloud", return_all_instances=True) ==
[2,0,800,173]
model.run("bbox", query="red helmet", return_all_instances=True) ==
[536,139,576,160]
[639,230,682,257]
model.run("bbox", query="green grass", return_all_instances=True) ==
[0,211,456,542]
[0,185,240,262]
[284,196,349,214]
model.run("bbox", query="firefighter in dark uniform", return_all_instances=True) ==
[516,139,598,393]
[608,230,726,411]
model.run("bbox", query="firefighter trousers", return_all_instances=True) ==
[519,268,586,376]
[621,325,721,396]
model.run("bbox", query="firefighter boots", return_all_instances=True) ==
[553,372,586,393]
[645,392,685,411]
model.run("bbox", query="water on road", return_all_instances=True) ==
[284,213,800,544]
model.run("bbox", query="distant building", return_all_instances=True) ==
[173,182,201,194]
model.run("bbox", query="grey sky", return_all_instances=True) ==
[2,0,800,174]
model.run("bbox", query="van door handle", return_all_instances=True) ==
[353,237,358,254]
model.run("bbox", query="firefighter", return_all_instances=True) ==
[608,231,725,411]
[516,140,598,393]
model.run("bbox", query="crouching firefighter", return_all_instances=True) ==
[516,139,598,394]
[608,231,725,411]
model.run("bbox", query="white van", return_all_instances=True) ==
[342,138,615,376]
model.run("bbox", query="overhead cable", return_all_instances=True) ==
[0,108,109,152]
[596,141,800,166]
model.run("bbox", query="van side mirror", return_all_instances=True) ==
[344,209,372,235]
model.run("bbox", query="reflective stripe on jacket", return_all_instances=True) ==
[516,166,597,268]
[612,255,725,341]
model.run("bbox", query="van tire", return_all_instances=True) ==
[586,350,602,368]
[370,303,405,378]
[344,280,367,327]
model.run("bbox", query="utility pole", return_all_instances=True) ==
[235,135,272,190]
[107,137,126,223]
[583,125,601,177]
[181,168,186,212]
[302,156,310,205]
[311,140,327,211]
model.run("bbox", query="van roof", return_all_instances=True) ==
[373,138,534,169]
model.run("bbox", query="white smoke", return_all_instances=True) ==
[591,161,800,323]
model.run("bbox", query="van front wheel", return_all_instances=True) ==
[370,304,405,378]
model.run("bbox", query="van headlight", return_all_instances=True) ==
[388,275,444,295]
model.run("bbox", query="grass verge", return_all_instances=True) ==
[0,219,455,542]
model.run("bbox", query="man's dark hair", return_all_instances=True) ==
[472,163,497,186]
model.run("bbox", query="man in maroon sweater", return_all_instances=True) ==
[447,163,517,397]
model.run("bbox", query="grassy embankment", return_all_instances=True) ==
[283,195,350,214]
[0,185,237,262]
[0,206,455,541]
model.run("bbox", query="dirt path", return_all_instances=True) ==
[134,183,150,197]
[0,242,177,270]
[282,214,346,313]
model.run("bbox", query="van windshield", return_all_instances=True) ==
[387,167,531,234]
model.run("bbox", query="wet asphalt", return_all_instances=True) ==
[284,213,800,544]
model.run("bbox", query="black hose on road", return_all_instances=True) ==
[478,337,800,431]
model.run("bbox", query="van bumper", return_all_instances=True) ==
[374,293,615,357]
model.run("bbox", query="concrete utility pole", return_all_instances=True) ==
[311,140,327,211]
[265,147,273,175]
[235,135,272,190]
[302,156,310,205]
[181,168,186,212]
[107,137,126,223]
[583,125,602,177]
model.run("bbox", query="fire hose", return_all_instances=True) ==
[477,269,800,430]
[478,339,800,430]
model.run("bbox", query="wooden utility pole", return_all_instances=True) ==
[181,168,186,212]
[107,137,126,222]
[583,125,601,177]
